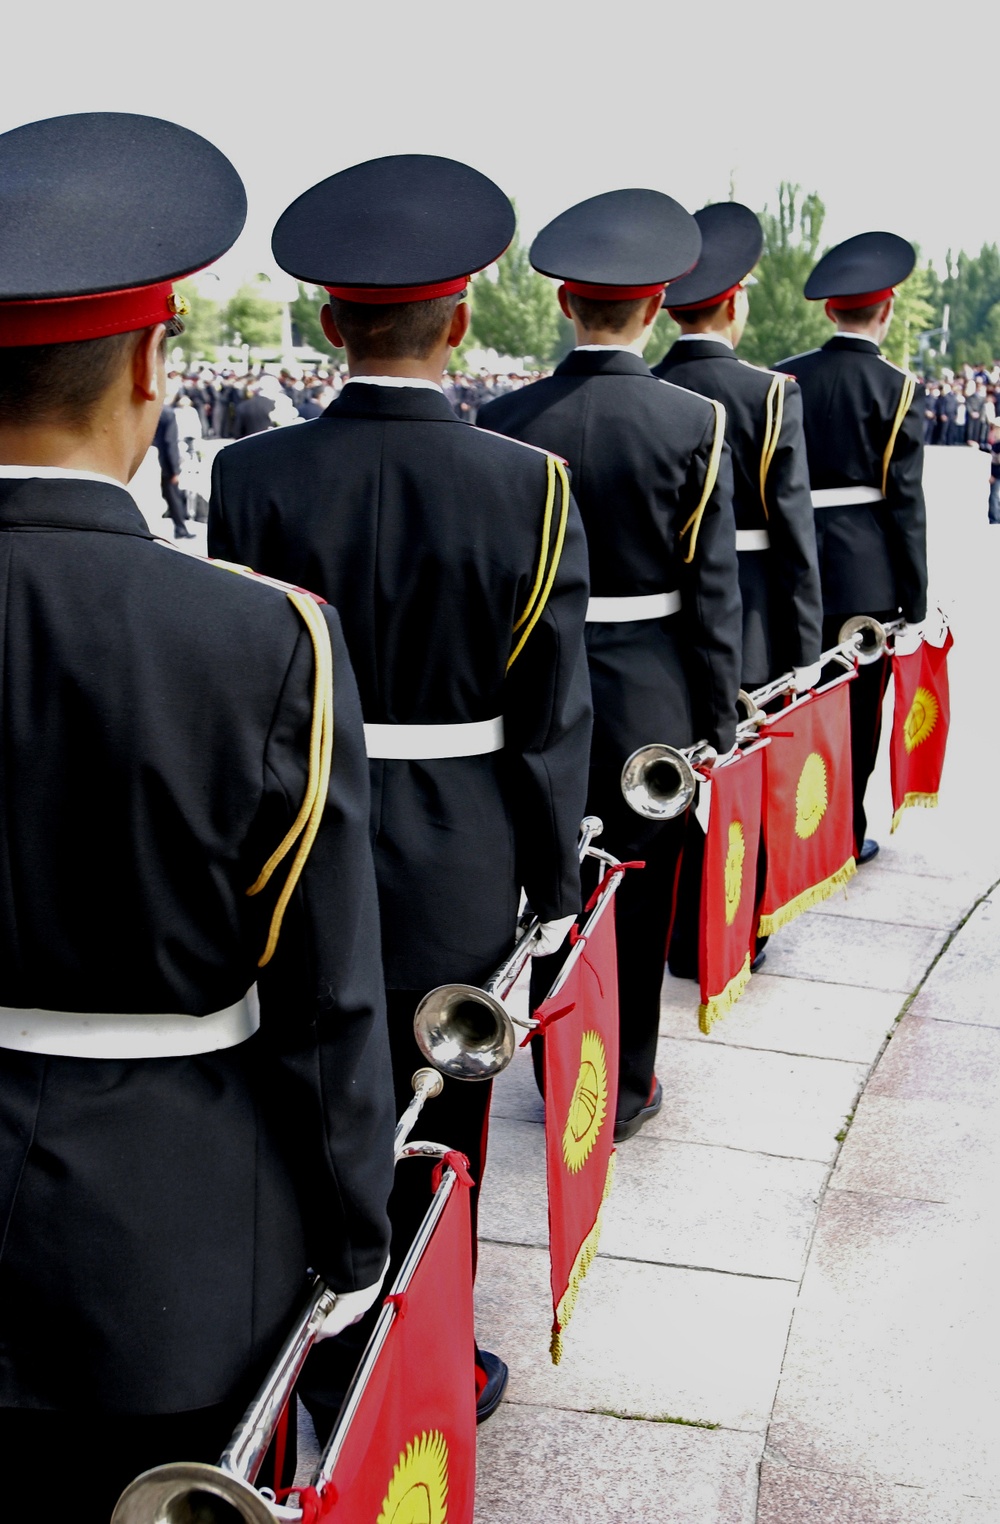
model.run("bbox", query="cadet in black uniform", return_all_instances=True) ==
[651,203,822,976]
[480,190,742,1139]
[774,232,928,861]
[0,115,395,1522]
[210,155,592,1425]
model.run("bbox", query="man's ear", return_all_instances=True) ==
[447,301,471,349]
[824,300,837,325]
[320,304,346,348]
[133,325,166,402]
[643,293,663,327]
[557,283,573,320]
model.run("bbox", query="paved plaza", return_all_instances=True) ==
[132,444,1000,1521]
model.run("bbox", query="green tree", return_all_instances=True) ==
[883,262,936,369]
[290,283,339,357]
[171,279,222,363]
[645,309,679,366]
[936,244,1000,366]
[739,184,830,368]
[468,218,560,364]
[223,276,283,351]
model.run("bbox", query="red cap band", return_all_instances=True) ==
[824,287,896,310]
[563,279,667,301]
[0,281,180,348]
[324,275,470,305]
[668,281,744,314]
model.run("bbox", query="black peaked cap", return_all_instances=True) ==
[804,231,915,300]
[271,155,515,287]
[529,189,700,286]
[662,202,763,308]
[0,113,247,301]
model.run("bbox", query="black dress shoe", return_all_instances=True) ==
[174,527,196,540]
[666,956,698,982]
[857,838,880,865]
[613,1078,663,1142]
[476,1349,509,1424]
[750,948,767,973]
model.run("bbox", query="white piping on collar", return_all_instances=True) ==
[673,332,734,349]
[574,338,650,357]
[0,463,132,489]
[343,375,444,393]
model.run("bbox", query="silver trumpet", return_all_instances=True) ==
[622,614,903,821]
[413,815,605,1081]
[111,1067,447,1524]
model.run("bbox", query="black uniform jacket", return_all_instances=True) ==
[653,339,822,688]
[210,383,592,991]
[774,335,927,622]
[0,476,394,1414]
[479,348,742,792]
[153,405,181,477]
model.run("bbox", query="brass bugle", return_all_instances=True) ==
[413,815,604,1081]
[111,1068,446,1524]
[623,614,903,822]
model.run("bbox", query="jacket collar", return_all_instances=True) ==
[554,347,655,379]
[825,334,881,354]
[0,473,153,537]
[323,384,461,423]
[656,338,739,367]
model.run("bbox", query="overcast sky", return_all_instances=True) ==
[3,1,978,300]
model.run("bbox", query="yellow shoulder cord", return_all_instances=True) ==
[247,591,335,967]
[758,374,785,519]
[881,373,917,497]
[680,399,726,564]
[507,457,571,671]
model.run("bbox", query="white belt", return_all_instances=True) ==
[0,987,260,1060]
[364,716,504,760]
[735,529,770,551]
[586,590,681,623]
[811,486,885,508]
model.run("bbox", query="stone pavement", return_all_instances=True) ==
[475,445,1000,1523]
[132,438,1000,1519]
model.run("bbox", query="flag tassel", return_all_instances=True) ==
[890,790,939,834]
[757,856,857,937]
[698,952,752,1034]
[549,1152,617,1366]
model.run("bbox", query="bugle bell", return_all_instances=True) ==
[413,815,604,1080]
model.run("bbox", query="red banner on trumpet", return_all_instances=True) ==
[535,882,622,1366]
[698,744,764,1033]
[889,629,953,833]
[758,679,856,935]
[301,1163,477,1524]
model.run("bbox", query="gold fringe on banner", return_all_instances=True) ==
[891,790,939,834]
[757,856,856,937]
[550,1151,617,1366]
[698,953,752,1035]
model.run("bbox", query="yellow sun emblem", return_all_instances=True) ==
[562,1030,609,1174]
[378,1430,449,1524]
[723,820,745,926]
[903,686,939,753]
[794,752,828,839]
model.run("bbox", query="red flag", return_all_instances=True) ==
[890,630,953,833]
[301,1161,476,1524]
[698,744,765,1033]
[535,880,621,1365]
[758,679,856,935]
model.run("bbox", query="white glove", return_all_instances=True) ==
[793,661,823,694]
[894,620,925,655]
[315,1257,390,1340]
[531,914,577,957]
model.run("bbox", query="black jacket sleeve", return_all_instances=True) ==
[764,381,823,668]
[884,381,928,623]
[677,413,742,752]
[502,473,592,922]
[253,606,394,1291]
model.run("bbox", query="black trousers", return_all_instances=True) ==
[530,815,684,1123]
[823,614,892,850]
[300,987,491,1441]
[159,471,188,534]
[0,1401,294,1524]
